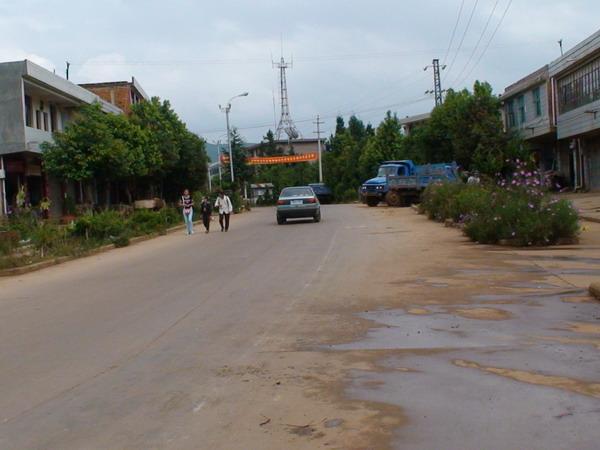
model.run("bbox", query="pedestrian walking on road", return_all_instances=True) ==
[180,189,194,235]
[200,196,212,233]
[214,190,233,232]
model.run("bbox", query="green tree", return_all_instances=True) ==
[415,81,527,175]
[42,103,151,206]
[258,130,282,156]
[358,111,404,181]
[130,97,187,180]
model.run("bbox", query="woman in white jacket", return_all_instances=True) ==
[214,191,233,232]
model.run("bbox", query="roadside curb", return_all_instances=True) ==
[0,220,202,278]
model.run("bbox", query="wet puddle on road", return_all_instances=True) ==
[333,276,600,449]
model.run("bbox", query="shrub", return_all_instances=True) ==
[73,211,126,241]
[30,222,62,257]
[112,234,130,248]
[420,182,468,221]
[158,207,182,227]
[6,210,39,240]
[0,230,20,255]
[129,209,166,235]
[420,169,579,247]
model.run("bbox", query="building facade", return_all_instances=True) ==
[549,29,600,190]
[79,77,148,115]
[0,60,121,217]
[500,65,557,172]
[399,112,431,136]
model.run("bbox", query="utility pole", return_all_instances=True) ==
[424,58,446,106]
[219,92,249,184]
[66,61,71,80]
[217,140,223,187]
[0,156,7,216]
[313,115,324,183]
[207,164,212,192]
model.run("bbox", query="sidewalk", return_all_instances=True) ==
[560,192,600,223]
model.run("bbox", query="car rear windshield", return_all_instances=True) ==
[280,187,313,197]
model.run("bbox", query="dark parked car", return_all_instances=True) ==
[276,186,321,224]
[308,183,333,204]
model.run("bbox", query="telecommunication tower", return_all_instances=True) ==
[274,56,301,140]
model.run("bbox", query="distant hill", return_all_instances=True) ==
[204,141,257,162]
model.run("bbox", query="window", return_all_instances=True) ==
[35,110,42,130]
[517,95,526,125]
[50,105,57,132]
[558,56,600,113]
[43,112,49,131]
[532,87,542,117]
[507,100,516,127]
[24,95,33,127]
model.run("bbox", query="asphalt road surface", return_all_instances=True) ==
[1,204,599,449]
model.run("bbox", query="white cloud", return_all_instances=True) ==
[0,47,55,71]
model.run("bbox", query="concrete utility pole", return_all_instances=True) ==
[0,156,7,216]
[219,92,249,183]
[313,115,324,183]
[424,58,446,106]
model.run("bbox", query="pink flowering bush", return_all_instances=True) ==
[421,159,579,246]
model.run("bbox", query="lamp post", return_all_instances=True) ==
[219,92,249,183]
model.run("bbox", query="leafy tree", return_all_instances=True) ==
[258,130,282,156]
[129,97,187,180]
[224,128,252,189]
[415,81,527,175]
[42,103,109,185]
[163,131,208,199]
[42,103,150,205]
[358,111,404,182]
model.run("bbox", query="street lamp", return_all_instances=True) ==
[219,92,249,183]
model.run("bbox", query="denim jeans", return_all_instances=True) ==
[183,209,194,234]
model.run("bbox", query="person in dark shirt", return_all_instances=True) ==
[179,189,194,235]
[200,196,212,233]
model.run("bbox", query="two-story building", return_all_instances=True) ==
[79,77,148,115]
[500,65,556,171]
[0,60,122,217]
[502,28,600,190]
[549,29,600,190]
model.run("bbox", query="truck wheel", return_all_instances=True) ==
[277,216,286,225]
[366,197,379,207]
[385,191,403,207]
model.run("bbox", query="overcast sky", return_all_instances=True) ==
[1,0,599,142]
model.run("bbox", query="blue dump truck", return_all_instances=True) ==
[360,160,458,207]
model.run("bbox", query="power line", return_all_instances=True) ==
[442,0,466,64]
[443,0,480,81]
[455,0,514,87]
[69,41,545,67]
[450,0,501,88]
[198,96,430,135]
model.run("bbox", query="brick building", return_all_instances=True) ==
[79,77,148,115]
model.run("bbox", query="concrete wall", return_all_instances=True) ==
[0,62,26,155]
[556,99,600,139]
[504,81,553,139]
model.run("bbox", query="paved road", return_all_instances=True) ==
[0,205,374,449]
[1,204,599,450]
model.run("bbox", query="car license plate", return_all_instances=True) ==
[291,200,303,205]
